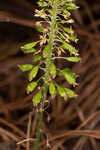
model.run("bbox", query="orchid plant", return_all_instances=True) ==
[19,0,80,149]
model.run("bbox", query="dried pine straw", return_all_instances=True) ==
[0,0,100,150]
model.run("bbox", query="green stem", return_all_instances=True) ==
[34,111,43,150]
[34,0,59,149]
[34,83,47,150]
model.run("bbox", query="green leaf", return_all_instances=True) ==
[22,48,36,54]
[63,68,76,85]
[21,41,39,50]
[32,91,42,104]
[19,64,33,72]
[60,42,79,56]
[58,32,66,40]
[43,43,50,58]
[67,3,79,10]
[66,57,80,62]
[56,84,67,99]
[63,10,71,18]
[59,68,76,85]
[69,34,78,43]
[64,88,77,98]
[29,66,39,81]
[38,1,48,7]
[61,26,78,43]
[50,63,56,78]
[37,26,44,32]
[26,81,38,94]
[49,82,56,98]
[62,26,74,34]
[33,55,42,62]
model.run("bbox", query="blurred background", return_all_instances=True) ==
[0,0,100,150]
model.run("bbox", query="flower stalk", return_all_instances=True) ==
[35,1,60,149]
[19,0,80,149]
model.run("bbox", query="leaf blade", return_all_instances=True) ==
[26,81,38,94]
[49,82,56,98]
[29,66,39,81]
[22,48,36,54]
[60,42,79,56]
[49,63,56,79]
[66,57,80,62]
[21,41,39,50]
[56,84,67,99]
[58,68,76,85]
[19,64,33,72]
[32,91,42,104]
[64,88,77,98]
[43,43,51,58]
[33,55,42,62]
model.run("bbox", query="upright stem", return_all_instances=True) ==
[34,0,59,149]
[34,111,43,150]
[34,84,47,150]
